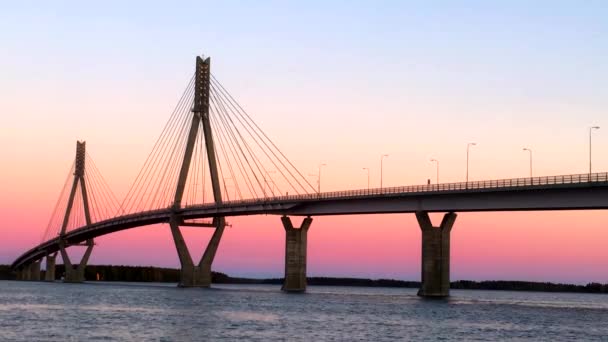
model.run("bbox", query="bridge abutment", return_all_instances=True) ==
[281,216,312,293]
[416,211,457,297]
[45,253,57,281]
[170,216,225,287]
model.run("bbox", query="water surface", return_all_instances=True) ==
[1,281,607,341]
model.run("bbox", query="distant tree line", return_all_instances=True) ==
[451,280,608,294]
[0,265,12,280]
[2,264,608,294]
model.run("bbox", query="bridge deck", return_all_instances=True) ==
[12,172,608,269]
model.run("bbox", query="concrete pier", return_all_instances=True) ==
[21,264,31,281]
[60,240,94,283]
[17,266,28,280]
[45,253,57,281]
[63,268,84,283]
[30,261,41,281]
[170,216,225,287]
[416,211,457,297]
[281,216,312,292]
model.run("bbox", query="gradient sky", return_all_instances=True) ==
[1,1,608,283]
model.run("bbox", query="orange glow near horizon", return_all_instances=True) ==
[2,2,608,285]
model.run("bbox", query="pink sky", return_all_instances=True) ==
[1,2,608,284]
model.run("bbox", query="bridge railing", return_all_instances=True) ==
[315,172,608,199]
[191,171,608,208]
[68,171,608,231]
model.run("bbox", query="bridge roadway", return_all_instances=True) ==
[12,172,608,270]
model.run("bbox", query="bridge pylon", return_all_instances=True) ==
[57,141,95,283]
[169,56,226,287]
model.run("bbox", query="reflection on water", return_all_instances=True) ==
[1,281,607,341]
[219,310,280,322]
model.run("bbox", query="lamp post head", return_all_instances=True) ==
[591,126,600,130]
[523,147,530,152]
[468,142,477,147]
[382,154,389,158]
[430,158,437,162]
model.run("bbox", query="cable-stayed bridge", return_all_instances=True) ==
[12,56,608,297]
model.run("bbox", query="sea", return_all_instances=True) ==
[1,281,607,341]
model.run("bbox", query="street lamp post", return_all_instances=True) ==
[466,143,476,183]
[317,163,326,193]
[380,154,389,190]
[522,148,532,178]
[430,158,439,184]
[590,126,600,176]
[362,167,370,190]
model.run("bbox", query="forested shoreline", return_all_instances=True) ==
[1,264,607,294]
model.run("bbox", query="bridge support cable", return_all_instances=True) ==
[40,162,75,243]
[210,76,316,195]
[84,153,120,223]
[209,80,312,197]
[211,87,285,197]
[209,93,270,199]
[118,75,196,214]
[281,216,313,292]
[209,111,248,200]
[416,211,457,298]
[119,55,315,215]
[208,96,257,199]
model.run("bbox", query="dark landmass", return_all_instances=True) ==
[1,264,607,294]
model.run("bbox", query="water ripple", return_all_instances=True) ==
[0,281,607,341]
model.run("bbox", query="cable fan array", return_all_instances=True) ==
[40,154,120,243]
[119,74,316,214]
[39,71,315,243]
